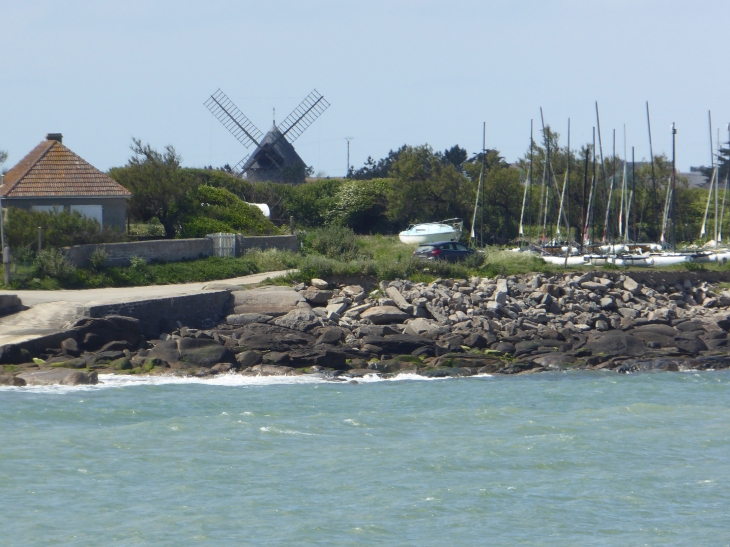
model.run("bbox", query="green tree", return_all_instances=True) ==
[110,139,195,238]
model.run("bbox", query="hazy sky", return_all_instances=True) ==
[2,0,729,176]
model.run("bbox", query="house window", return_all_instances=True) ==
[70,205,103,226]
[32,205,63,214]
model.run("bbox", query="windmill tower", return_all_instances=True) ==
[205,89,330,183]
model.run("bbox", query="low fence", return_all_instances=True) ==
[64,234,299,268]
[65,238,214,268]
[235,234,298,255]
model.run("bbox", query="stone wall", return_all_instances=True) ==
[64,234,299,267]
[65,238,214,268]
[236,234,298,256]
[77,290,232,338]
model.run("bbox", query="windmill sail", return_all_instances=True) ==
[277,89,331,143]
[205,89,263,149]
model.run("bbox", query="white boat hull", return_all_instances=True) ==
[542,255,588,266]
[398,221,462,245]
[398,231,460,245]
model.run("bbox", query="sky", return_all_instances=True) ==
[1,0,729,176]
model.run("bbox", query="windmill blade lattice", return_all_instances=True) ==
[277,89,330,143]
[205,89,264,149]
[233,154,251,176]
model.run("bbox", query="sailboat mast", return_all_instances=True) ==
[595,102,608,242]
[632,146,636,242]
[712,112,718,244]
[581,140,589,253]
[591,127,597,244]
[721,123,730,244]
[646,102,658,238]
[528,120,534,245]
[564,119,571,267]
[481,122,485,248]
[603,128,616,244]
[671,122,677,250]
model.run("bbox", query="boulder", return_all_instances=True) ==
[17,368,98,386]
[226,313,273,326]
[675,337,707,354]
[148,340,181,363]
[361,334,432,354]
[231,286,309,317]
[0,294,23,315]
[0,374,26,386]
[0,344,32,365]
[317,327,345,345]
[310,278,329,290]
[288,348,349,370]
[360,306,410,325]
[344,303,373,318]
[301,288,334,305]
[273,309,320,332]
[586,331,647,357]
[237,324,317,351]
[386,287,414,314]
[623,277,641,293]
[251,364,297,376]
[61,338,81,356]
[236,350,263,368]
[178,338,235,368]
[262,352,291,366]
[404,318,440,339]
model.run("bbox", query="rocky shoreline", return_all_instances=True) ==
[3,271,730,386]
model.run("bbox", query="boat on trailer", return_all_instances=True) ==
[399,218,463,245]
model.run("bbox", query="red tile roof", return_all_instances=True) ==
[0,139,132,198]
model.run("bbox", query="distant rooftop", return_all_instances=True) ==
[1,135,132,198]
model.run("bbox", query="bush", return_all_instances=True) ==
[179,185,283,238]
[129,256,147,269]
[89,248,108,272]
[303,226,363,261]
[32,248,77,280]
[5,207,125,250]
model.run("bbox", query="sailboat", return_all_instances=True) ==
[399,219,463,245]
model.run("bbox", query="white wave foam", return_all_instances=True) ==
[260,426,316,436]
[0,370,494,394]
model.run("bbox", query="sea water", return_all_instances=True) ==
[1,371,729,546]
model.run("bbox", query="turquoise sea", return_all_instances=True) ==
[1,371,729,546]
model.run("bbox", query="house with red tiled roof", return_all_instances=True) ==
[0,133,131,230]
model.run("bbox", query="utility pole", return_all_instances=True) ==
[344,137,353,178]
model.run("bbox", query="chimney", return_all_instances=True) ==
[46,133,63,143]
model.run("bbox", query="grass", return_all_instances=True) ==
[5,230,730,290]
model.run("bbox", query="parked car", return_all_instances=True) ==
[413,241,475,262]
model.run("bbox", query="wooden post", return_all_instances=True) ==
[290,216,294,235]
[3,246,10,286]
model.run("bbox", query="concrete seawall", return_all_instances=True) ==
[77,291,232,338]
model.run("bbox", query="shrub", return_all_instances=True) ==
[5,207,125,250]
[190,185,281,236]
[89,248,108,272]
[179,216,234,238]
[32,248,77,280]
[303,226,362,261]
[129,256,147,269]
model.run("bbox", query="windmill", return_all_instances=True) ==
[204,89,330,183]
